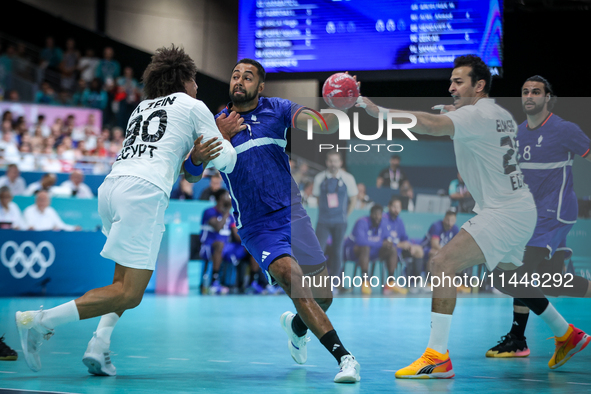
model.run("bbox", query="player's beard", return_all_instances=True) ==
[230,87,258,105]
[522,100,544,115]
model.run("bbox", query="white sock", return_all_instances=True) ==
[40,300,80,329]
[95,313,120,345]
[539,304,569,338]
[427,312,452,354]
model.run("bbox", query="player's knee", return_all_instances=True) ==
[212,241,224,253]
[430,254,451,275]
[315,295,333,311]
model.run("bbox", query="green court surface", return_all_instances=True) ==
[1,296,590,393]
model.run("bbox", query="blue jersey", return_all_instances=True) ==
[517,113,590,223]
[200,207,236,245]
[349,216,389,249]
[382,213,409,245]
[215,97,305,233]
[421,220,459,248]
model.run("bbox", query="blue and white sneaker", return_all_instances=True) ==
[82,332,116,376]
[15,310,54,372]
[334,354,361,383]
[280,311,310,364]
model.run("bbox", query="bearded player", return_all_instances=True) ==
[358,55,589,379]
[214,59,360,383]
[486,75,591,358]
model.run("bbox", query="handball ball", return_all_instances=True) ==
[322,73,359,110]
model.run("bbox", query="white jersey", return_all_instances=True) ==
[107,93,236,195]
[445,98,535,212]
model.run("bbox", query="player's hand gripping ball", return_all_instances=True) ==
[322,72,360,110]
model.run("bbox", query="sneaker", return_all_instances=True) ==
[0,335,17,361]
[383,283,408,296]
[280,311,310,364]
[82,332,116,376]
[265,284,280,295]
[247,280,265,294]
[15,310,54,372]
[395,348,455,379]
[334,354,361,383]
[209,280,229,295]
[548,324,591,369]
[485,333,530,358]
[361,280,372,296]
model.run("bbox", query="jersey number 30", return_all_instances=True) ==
[124,110,168,147]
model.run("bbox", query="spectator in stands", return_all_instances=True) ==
[301,181,317,208]
[72,78,87,106]
[420,209,459,276]
[343,204,398,295]
[78,48,99,84]
[60,38,79,92]
[23,190,80,231]
[34,81,57,104]
[81,78,108,110]
[313,151,358,277]
[171,178,195,200]
[39,36,63,77]
[448,171,475,213]
[40,146,62,173]
[383,196,424,294]
[0,164,26,196]
[399,179,415,211]
[354,183,373,210]
[199,173,224,202]
[376,154,409,190]
[0,185,24,229]
[292,161,311,186]
[0,128,19,164]
[60,169,93,198]
[0,44,16,92]
[115,66,141,128]
[24,173,57,196]
[16,141,35,172]
[95,47,121,85]
[29,115,51,138]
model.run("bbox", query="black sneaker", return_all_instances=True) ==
[0,335,18,361]
[486,333,530,358]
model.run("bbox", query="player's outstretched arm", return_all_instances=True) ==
[182,136,223,183]
[356,96,455,138]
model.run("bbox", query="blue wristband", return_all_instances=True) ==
[184,157,204,177]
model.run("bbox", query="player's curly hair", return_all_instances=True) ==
[454,54,492,94]
[525,75,558,111]
[142,45,197,99]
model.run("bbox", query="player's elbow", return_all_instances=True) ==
[210,139,237,174]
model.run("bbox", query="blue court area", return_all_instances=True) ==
[1,296,591,393]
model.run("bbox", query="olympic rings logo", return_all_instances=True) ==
[0,241,55,279]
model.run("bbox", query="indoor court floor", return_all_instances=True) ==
[1,296,590,393]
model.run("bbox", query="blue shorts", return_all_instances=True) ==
[239,205,326,277]
[200,242,247,265]
[343,237,384,262]
[527,216,573,259]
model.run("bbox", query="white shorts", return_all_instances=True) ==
[98,176,168,270]
[462,206,536,271]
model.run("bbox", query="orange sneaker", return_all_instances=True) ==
[395,348,455,379]
[361,280,372,295]
[548,324,590,369]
